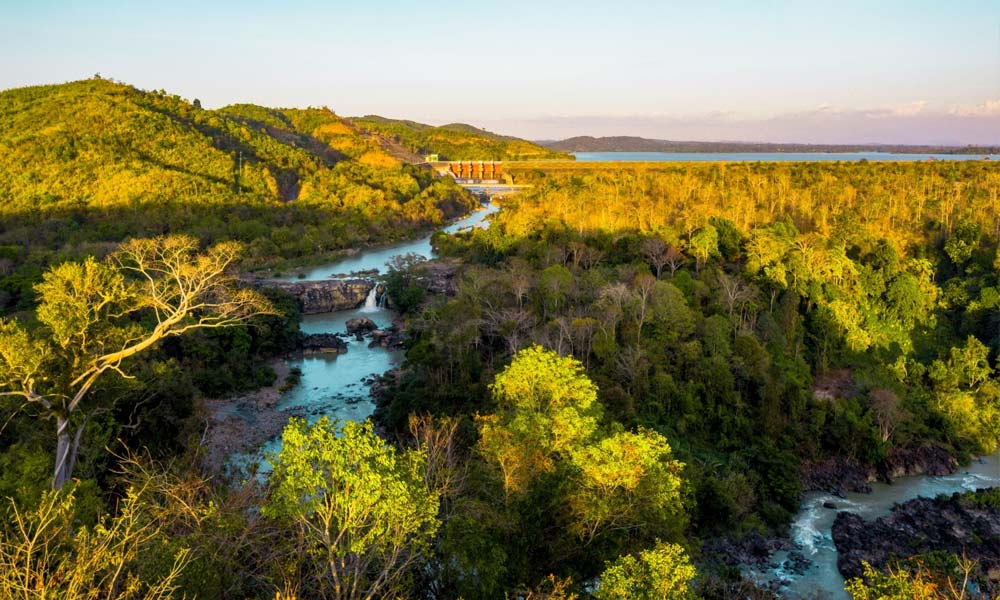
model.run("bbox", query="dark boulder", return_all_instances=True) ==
[300,333,347,355]
[346,317,377,336]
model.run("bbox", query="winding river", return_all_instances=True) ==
[243,199,998,598]
[245,202,499,462]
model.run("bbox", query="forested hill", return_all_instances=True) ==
[350,115,570,161]
[0,77,417,208]
[543,135,1000,154]
[0,77,480,312]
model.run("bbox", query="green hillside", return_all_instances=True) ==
[0,78,477,312]
[350,115,569,161]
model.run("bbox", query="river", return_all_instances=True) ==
[243,197,998,599]
[751,452,1000,599]
[242,202,499,464]
[573,151,1000,162]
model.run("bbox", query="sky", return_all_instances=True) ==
[2,0,999,145]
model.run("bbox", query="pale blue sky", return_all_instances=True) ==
[2,0,999,143]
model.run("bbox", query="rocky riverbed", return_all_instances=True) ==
[833,488,1000,592]
[200,358,304,472]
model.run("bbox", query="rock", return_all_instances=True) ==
[801,446,957,495]
[346,317,377,336]
[300,333,347,355]
[258,279,375,314]
[783,551,811,575]
[823,501,838,509]
[701,533,791,569]
[879,444,958,481]
[368,328,404,350]
[801,457,875,495]
[833,489,1000,594]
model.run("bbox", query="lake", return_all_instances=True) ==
[572,151,1000,162]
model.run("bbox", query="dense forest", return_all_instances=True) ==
[382,160,1000,597]
[350,116,569,161]
[543,136,1000,155]
[2,79,1000,600]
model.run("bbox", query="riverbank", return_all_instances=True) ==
[200,358,300,471]
[741,450,1000,599]
[801,445,960,495]
[203,202,497,475]
[833,487,1000,593]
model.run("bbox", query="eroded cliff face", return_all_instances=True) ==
[262,279,375,314]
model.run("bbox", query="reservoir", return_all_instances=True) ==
[572,151,1000,162]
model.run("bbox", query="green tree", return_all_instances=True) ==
[567,428,686,543]
[687,225,718,272]
[264,417,440,600]
[0,235,274,489]
[477,345,601,497]
[594,541,697,600]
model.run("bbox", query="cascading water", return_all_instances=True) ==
[360,285,379,313]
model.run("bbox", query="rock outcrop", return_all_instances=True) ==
[260,279,375,314]
[879,444,958,481]
[801,457,875,495]
[346,317,377,336]
[300,333,348,355]
[833,489,1000,592]
[369,328,404,350]
[802,445,960,495]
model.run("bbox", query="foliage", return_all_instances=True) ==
[845,559,976,600]
[264,417,440,600]
[0,485,190,600]
[0,235,275,488]
[477,346,601,495]
[594,541,697,600]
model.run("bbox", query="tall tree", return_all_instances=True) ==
[264,417,440,600]
[0,235,274,489]
[477,345,601,497]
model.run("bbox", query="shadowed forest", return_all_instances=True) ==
[1,79,1000,599]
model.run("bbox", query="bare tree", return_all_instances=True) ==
[641,236,669,278]
[869,389,909,444]
[0,235,275,489]
[717,272,756,325]
[663,245,686,277]
[633,274,657,346]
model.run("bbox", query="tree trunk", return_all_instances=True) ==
[52,416,84,490]
[53,415,73,490]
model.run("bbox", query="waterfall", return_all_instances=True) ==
[361,286,378,312]
[377,286,387,308]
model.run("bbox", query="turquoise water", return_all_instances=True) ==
[573,151,1000,162]
[750,452,1000,599]
[239,203,497,467]
[283,202,499,281]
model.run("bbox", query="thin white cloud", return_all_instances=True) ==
[948,99,1000,117]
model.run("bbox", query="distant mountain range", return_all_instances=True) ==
[540,136,1000,155]
[351,116,568,161]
